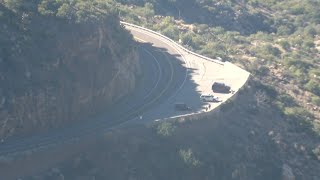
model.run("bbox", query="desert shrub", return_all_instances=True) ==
[156,121,176,137]
[283,107,312,120]
[277,94,296,107]
[311,96,320,106]
[255,82,278,98]
[305,80,320,96]
[312,145,320,160]
[278,40,291,51]
[179,149,201,167]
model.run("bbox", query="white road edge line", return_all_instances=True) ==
[141,47,162,100]
[127,26,190,102]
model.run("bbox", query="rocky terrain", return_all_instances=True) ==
[22,80,320,180]
[0,1,141,139]
[1,0,319,180]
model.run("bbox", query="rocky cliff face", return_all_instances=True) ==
[0,3,141,139]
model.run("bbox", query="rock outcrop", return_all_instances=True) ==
[0,3,141,138]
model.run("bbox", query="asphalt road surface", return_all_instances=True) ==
[125,24,249,122]
[0,42,187,156]
[0,22,250,157]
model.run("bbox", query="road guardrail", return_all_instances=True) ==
[120,21,225,65]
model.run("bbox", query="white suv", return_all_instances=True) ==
[200,94,217,102]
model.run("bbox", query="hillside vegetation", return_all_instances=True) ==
[25,80,320,180]
[116,0,320,136]
[0,0,140,138]
[28,0,320,179]
[3,0,320,179]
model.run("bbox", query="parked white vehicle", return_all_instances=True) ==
[200,94,217,102]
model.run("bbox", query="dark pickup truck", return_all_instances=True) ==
[212,82,231,93]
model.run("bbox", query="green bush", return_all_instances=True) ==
[162,25,179,40]
[179,149,201,167]
[304,26,318,37]
[257,65,270,76]
[265,44,282,57]
[305,80,320,96]
[277,25,294,36]
[283,107,312,120]
[313,121,320,136]
[311,96,320,106]
[289,4,305,15]
[3,0,25,11]
[278,40,291,51]
[313,145,320,160]
[156,121,176,137]
[277,94,296,107]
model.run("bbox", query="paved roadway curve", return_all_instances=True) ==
[0,42,187,156]
[125,24,250,122]
[0,22,250,157]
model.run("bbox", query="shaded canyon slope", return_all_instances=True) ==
[24,80,320,180]
[0,2,141,139]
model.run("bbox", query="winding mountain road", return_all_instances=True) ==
[124,23,250,121]
[0,30,187,157]
[0,22,250,157]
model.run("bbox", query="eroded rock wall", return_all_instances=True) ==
[0,4,141,139]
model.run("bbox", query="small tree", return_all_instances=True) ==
[142,2,154,21]
[305,80,320,96]
[279,40,291,51]
[277,25,294,36]
[156,121,176,137]
[311,96,320,106]
[179,149,201,167]
[3,0,24,11]
[313,145,320,160]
